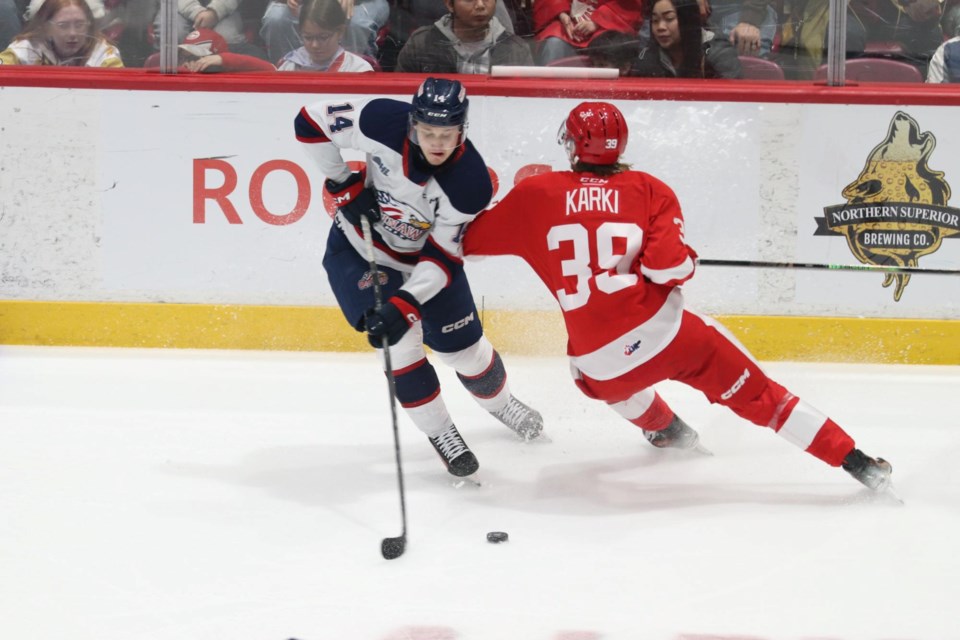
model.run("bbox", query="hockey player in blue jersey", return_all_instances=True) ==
[295,77,544,477]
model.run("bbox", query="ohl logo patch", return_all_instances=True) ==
[814,111,960,301]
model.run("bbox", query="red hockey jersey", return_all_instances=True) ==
[463,169,697,381]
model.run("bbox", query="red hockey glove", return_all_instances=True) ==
[325,171,381,226]
[363,290,422,347]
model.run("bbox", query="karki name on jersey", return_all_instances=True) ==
[565,186,620,216]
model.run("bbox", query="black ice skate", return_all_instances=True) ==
[491,395,544,441]
[842,448,893,492]
[429,424,479,477]
[643,415,703,451]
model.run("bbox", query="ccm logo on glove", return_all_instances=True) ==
[325,171,382,226]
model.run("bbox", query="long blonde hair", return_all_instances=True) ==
[17,0,103,64]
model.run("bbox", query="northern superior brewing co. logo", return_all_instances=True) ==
[815,111,960,300]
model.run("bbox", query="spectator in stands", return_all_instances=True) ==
[703,0,778,57]
[144,27,276,70]
[926,34,960,81]
[395,0,533,72]
[776,0,866,80]
[260,0,389,62]
[387,0,516,50]
[1,0,23,51]
[944,0,960,37]
[850,0,943,73]
[0,0,124,65]
[532,0,643,65]
[276,0,374,70]
[629,0,740,77]
[153,0,266,60]
[583,28,642,73]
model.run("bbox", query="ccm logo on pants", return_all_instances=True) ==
[721,368,751,400]
[442,313,475,333]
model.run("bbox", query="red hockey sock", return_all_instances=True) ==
[627,393,674,432]
[806,419,856,467]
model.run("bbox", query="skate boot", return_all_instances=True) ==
[643,415,701,450]
[429,424,479,477]
[842,448,893,491]
[491,396,544,441]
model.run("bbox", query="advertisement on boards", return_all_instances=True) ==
[96,91,766,311]
[4,85,956,317]
[798,105,960,311]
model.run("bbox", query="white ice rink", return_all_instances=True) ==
[1,345,958,640]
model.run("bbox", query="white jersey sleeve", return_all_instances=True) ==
[296,97,380,183]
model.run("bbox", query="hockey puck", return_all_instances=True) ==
[486,531,509,544]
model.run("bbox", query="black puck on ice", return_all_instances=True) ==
[486,531,509,544]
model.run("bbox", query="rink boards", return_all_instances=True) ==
[0,75,958,363]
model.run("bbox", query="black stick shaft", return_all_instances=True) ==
[698,258,960,276]
[360,217,408,545]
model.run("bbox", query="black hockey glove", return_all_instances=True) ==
[325,171,381,226]
[364,290,422,347]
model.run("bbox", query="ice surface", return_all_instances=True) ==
[1,346,957,640]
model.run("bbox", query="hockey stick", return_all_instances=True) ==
[359,216,408,560]
[697,258,960,276]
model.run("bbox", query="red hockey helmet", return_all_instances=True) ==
[557,102,628,165]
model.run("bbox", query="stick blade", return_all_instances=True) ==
[381,535,406,560]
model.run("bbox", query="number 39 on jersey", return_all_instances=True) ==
[548,222,643,311]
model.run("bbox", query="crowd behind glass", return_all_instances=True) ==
[2,0,959,82]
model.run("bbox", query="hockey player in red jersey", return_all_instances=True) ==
[463,101,893,491]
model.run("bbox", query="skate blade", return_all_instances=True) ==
[522,432,552,444]
[692,442,714,456]
[451,474,483,489]
[881,482,904,505]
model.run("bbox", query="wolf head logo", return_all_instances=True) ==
[838,111,953,300]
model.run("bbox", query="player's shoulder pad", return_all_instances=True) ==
[502,168,566,205]
[520,170,562,192]
[434,142,494,215]
[632,170,671,191]
[358,98,411,153]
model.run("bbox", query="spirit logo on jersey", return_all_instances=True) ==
[815,111,960,301]
[380,212,431,241]
[378,193,432,242]
[566,186,620,216]
[358,269,389,290]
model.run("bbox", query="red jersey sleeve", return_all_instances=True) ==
[636,174,697,287]
[463,184,530,258]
